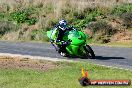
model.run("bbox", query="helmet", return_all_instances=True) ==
[59,20,67,31]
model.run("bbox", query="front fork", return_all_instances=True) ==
[79,44,87,56]
[51,42,59,51]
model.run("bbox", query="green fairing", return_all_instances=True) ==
[47,30,52,38]
[47,28,93,57]
[63,30,87,56]
[47,30,58,41]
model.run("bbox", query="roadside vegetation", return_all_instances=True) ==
[0,0,131,45]
[0,56,132,88]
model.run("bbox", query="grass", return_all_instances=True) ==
[92,40,132,48]
[0,61,132,88]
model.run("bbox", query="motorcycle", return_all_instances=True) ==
[47,28,95,59]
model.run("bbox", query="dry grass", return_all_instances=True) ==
[0,56,61,71]
[111,30,132,41]
[0,0,131,30]
[0,0,131,23]
[0,0,131,12]
[0,0,131,42]
[91,40,132,47]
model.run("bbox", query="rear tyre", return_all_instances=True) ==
[84,45,95,59]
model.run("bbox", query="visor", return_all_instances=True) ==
[60,23,67,29]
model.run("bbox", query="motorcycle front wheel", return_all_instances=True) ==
[84,45,95,59]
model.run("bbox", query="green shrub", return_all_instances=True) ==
[27,17,37,25]
[88,20,116,35]
[0,12,10,21]
[97,7,112,15]
[10,8,37,25]
[72,19,87,30]
[87,20,117,43]
[11,11,28,23]
[86,10,102,21]
[72,9,102,30]
[0,13,4,19]
[112,4,132,15]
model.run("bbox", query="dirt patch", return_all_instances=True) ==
[0,56,61,71]
[112,30,132,42]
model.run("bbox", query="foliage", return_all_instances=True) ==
[0,2,131,43]
[31,29,49,42]
[0,13,4,19]
[0,21,18,37]
[112,4,132,15]
[10,8,37,25]
[0,13,10,21]
[87,20,117,43]
[72,9,102,30]
[120,12,132,28]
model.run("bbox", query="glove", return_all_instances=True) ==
[55,40,61,43]
[62,41,70,46]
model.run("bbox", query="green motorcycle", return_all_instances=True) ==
[47,28,95,59]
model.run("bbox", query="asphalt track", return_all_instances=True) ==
[0,41,132,70]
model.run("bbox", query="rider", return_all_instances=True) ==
[50,20,72,56]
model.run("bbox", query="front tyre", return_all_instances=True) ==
[84,45,95,59]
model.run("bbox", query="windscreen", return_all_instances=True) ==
[68,30,80,38]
